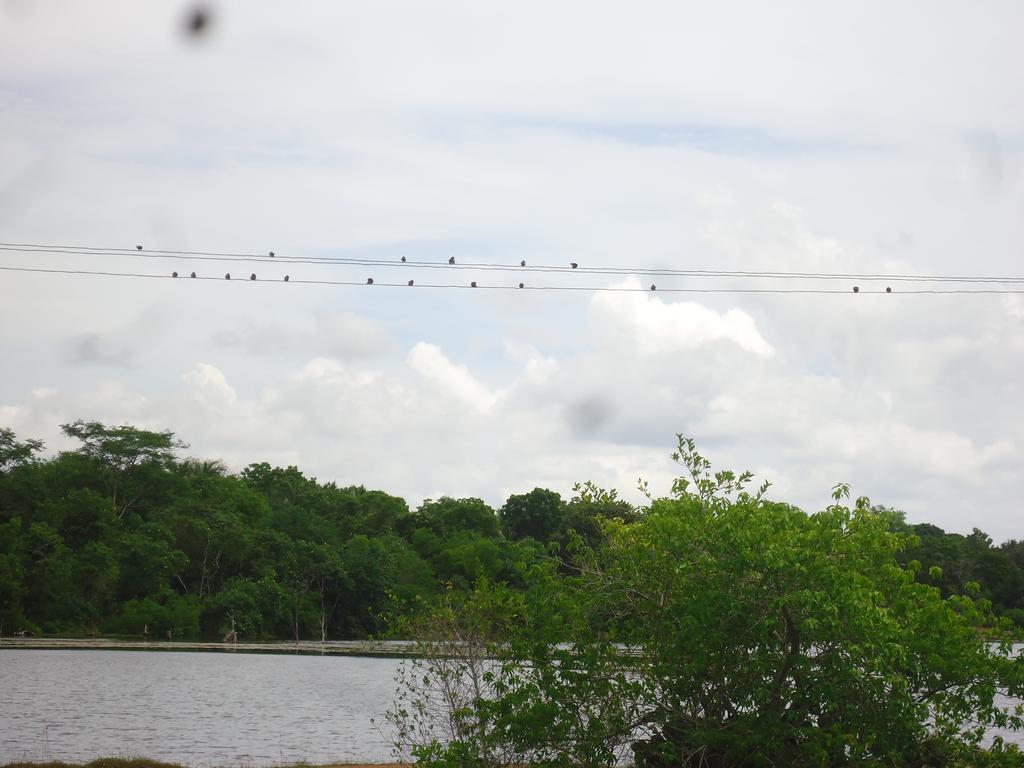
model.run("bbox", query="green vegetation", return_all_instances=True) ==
[3,424,1024,763]
[2,422,1024,646]
[0,761,401,768]
[389,439,1024,767]
[0,421,571,640]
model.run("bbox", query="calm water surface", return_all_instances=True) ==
[2,648,1022,765]
[0,649,402,766]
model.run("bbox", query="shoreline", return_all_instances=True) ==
[0,637,416,657]
[0,762,404,768]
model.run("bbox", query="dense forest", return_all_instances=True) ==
[1,421,1022,641]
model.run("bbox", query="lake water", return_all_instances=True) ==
[2,648,1022,765]
[0,649,402,766]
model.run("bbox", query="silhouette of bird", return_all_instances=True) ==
[470,281,477,288]
[269,251,275,257]
[853,286,859,293]
[225,273,231,279]
[367,277,374,285]
[570,262,578,269]
[401,256,407,263]
[172,271,178,278]
[284,275,289,282]
[650,284,656,291]
[136,245,143,251]
[250,273,256,281]
[886,286,892,293]
[518,282,524,289]
[448,256,456,265]
[520,260,526,267]
[190,272,196,278]
[408,279,414,286]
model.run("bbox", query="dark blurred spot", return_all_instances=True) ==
[65,333,134,368]
[566,396,613,437]
[184,5,212,37]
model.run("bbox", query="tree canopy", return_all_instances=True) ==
[3,421,1024,763]
[390,437,1024,768]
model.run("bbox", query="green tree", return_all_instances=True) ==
[308,543,348,642]
[60,420,186,517]
[432,532,509,589]
[76,540,120,628]
[393,437,1024,768]
[105,593,201,640]
[499,487,565,542]
[417,497,500,540]
[203,576,285,640]
[21,521,78,629]
[0,427,44,474]
[116,523,187,600]
[0,518,25,634]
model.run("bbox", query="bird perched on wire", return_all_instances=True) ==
[367,277,374,285]
[520,260,526,267]
[269,251,275,257]
[570,262,578,269]
[190,272,196,278]
[650,284,656,291]
[136,245,143,250]
[448,256,456,265]
[284,275,290,282]
[250,273,256,281]
[408,279,414,286]
[470,281,477,288]
[224,273,231,279]
[401,256,407,263]
[172,271,178,278]
[518,282,524,289]
[853,286,859,293]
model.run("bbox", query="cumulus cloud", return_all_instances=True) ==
[5,251,1023,541]
[183,363,238,410]
[1,1,1023,541]
[408,343,499,412]
[589,280,774,357]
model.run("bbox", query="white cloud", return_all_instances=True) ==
[1,0,1023,542]
[183,363,238,410]
[590,280,775,357]
[408,342,499,412]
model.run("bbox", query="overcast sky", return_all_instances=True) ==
[1,1,1023,539]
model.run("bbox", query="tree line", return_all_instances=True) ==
[0,422,1022,643]
[0,421,632,640]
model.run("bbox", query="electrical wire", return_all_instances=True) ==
[2,241,1024,285]
[5,264,1024,294]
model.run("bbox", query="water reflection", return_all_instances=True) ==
[2,647,1021,765]
[0,650,399,766]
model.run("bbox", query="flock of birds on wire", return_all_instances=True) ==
[3,241,1024,294]
[160,245,588,290]
[50,242,889,293]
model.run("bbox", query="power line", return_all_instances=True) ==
[5,264,1024,294]
[2,241,1024,285]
